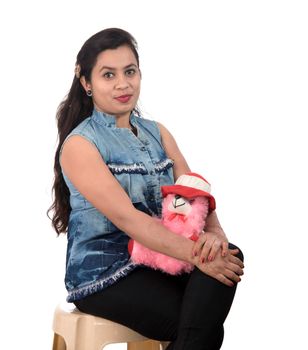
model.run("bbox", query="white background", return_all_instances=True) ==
[1,0,307,349]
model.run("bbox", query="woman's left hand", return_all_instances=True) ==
[192,230,229,263]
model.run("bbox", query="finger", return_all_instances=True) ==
[221,241,228,257]
[207,240,221,261]
[229,255,245,269]
[191,235,207,258]
[191,240,199,258]
[224,269,241,283]
[229,248,240,256]
[227,262,244,276]
[199,240,213,263]
[217,274,234,287]
[191,241,197,258]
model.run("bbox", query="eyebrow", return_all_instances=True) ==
[99,63,138,72]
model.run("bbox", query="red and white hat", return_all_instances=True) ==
[161,172,216,211]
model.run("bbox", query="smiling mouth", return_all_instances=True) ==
[115,95,132,103]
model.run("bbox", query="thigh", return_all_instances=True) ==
[74,266,185,341]
[178,242,244,323]
[168,242,243,349]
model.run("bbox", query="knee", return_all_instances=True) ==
[228,243,244,262]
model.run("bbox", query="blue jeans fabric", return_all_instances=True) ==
[74,243,243,350]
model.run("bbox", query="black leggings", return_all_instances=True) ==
[74,243,243,350]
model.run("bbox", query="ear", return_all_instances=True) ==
[80,76,92,93]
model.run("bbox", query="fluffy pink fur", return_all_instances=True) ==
[129,194,209,275]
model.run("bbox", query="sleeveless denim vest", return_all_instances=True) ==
[60,109,174,302]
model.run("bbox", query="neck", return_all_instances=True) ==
[115,114,131,128]
[94,105,132,128]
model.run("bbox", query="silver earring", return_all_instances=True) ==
[86,90,92,97]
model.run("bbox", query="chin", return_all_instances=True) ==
[116,104,136,114]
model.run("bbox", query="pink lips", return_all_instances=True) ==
[115,95,132,103]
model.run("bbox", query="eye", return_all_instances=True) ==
[103,72,114,79]
[125,68,136,76]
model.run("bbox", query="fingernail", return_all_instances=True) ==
[201,258,205,263]
[208,256,213,261]
[194,251,198,257]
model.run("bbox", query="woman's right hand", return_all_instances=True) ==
[193,248,244,287]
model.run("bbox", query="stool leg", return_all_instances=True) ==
[127,340,161,350]
[52,333,66,350]
[160,342,170,350]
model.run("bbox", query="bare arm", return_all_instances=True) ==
[157,123,243,283]
[157,122,190,180]
[61,134,243,285]
[157,122,230,262]
[205,210,227,238]
[60,135,195,263]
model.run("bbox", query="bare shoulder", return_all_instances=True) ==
[157,121,173,140]
[156,121,179,151]
[60,134,137,221]
[60,134,101,167]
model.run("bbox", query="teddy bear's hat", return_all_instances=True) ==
[161,172,216,211]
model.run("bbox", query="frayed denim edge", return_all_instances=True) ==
[66,261,138,302]
[108,162,148,174]
[107,158,174,175]
[154,158,174,172]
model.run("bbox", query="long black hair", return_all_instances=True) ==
[47,28,139,234]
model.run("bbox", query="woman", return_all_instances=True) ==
[48,28,244,349]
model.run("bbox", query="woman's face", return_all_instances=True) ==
[82,45,141,121]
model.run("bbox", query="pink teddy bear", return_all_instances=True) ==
[128,172,216,275]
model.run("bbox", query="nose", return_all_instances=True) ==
[115,73,129,90]
[169,196,192,215]
[172,196,185,209]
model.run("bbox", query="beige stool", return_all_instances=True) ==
[52,302,168,350]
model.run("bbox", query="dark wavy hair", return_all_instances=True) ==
[47,28,140,235]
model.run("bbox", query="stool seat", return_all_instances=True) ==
[52,302,164,350]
